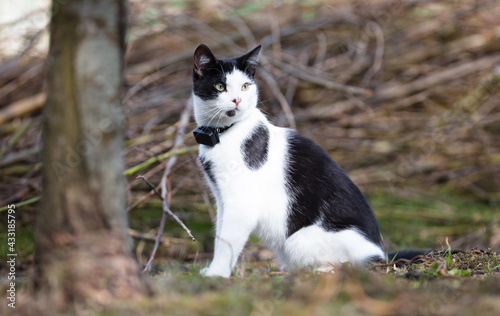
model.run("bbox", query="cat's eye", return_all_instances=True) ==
[241,83,251,91]
[215,83,225,91]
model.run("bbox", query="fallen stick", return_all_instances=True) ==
[378,53,500,100]
[0,93,46,126]
[0,63,44,100]
[0,195,41,212]
[128,228,187,244]
[0,144,41,167]
[386,26,500,69]
[274,61,373,97]
[0,119,32,160]
[123,145,198,176]
[0,187,30,207]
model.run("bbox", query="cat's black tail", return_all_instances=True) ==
[387,250,429,262]
[385,249,462,265]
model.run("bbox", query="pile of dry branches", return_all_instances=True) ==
[1,0,500,263]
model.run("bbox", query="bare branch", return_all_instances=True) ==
[137,175,162,201]
[143,99,196,272]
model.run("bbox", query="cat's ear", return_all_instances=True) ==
[194,44,218,78]
[239,45,261,77]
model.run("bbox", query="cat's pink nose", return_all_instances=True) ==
[232,98,241,106]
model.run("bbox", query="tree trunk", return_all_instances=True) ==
[34,0,151,307]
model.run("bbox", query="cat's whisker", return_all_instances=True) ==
[195,106,228,126]
[205,108,225,127]
[197,107,220,117]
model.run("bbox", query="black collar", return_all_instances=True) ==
[193,124,234,146]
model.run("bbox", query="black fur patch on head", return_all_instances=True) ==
[192,44,261,101]
[241,123,269,170]
[284,131,383,247]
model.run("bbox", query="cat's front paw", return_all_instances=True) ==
[199,267,210,276]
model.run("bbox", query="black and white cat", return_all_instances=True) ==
[192,44,385,277]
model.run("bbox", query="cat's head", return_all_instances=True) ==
[192,44,261,127]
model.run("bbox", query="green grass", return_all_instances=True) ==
[369,191,496,250]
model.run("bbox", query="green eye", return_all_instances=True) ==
[241,83,250,91]
[215,83,225,91]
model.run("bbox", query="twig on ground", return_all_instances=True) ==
[275,61,373,97]
[123,145,198,176]
[0,119,32,160]
[0,195,41,212]
[126,183,159,213]
[0,63,44,101]
[123,67,174,103]
[0,187,30,207]
[378,53,500,100]
[0,93,46,126]
[129,228,188,245]
[0,144,41,167]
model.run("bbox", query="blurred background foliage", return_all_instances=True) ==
[0,0,499,274]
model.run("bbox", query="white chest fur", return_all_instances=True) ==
[198,109,290,276]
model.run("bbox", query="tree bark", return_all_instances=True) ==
[34,0,151,308]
